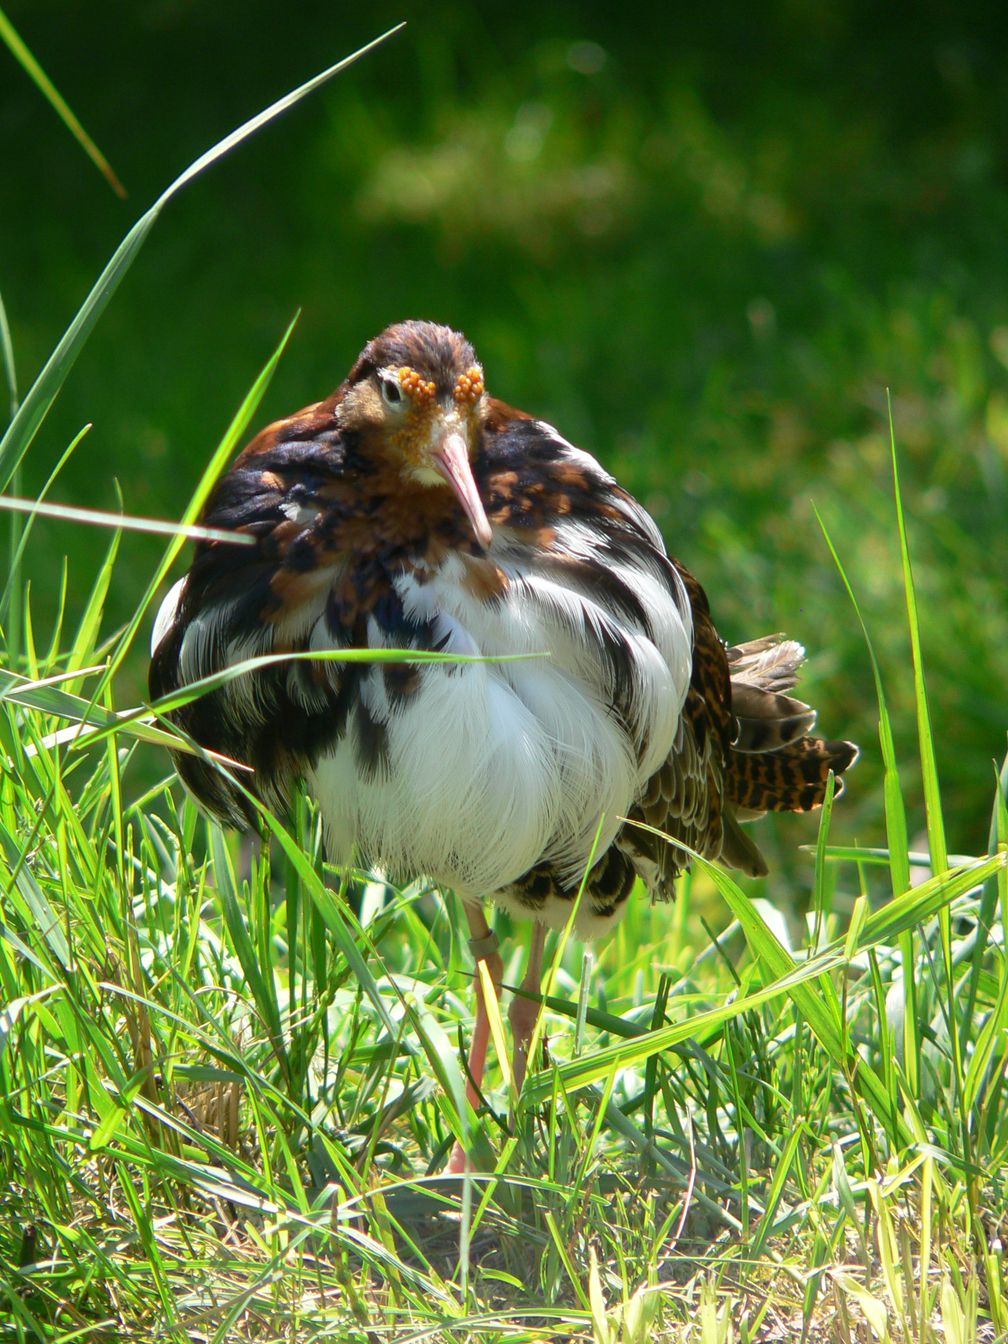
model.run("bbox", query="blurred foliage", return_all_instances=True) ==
[2,0,1007,859]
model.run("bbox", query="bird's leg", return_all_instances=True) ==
[508,920,547,1095]
[460,903,504,1109]
[444,901,503,1175]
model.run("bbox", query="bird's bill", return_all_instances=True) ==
[432,428,493,550]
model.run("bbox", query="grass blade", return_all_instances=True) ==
[0,25,403,491]
[814,503,910,896]
[0,424,90,630]
[97,312,300,690]
[815,500,920,1093]
[887,391,947,876]
[0,494,257,546]
[0,5,126,197]
[0,287,16,423]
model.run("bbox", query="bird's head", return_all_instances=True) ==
[338,320,492,550]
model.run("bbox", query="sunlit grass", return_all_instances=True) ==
[2,463,1006,1338]
[3,281,1007,1344]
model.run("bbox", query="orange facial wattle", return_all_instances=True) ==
[397,366,437,403]
[454,366,484,406]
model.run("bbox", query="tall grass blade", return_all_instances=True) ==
[887,391,947,875]
[0,286,20,663]
[0,425,89,629]
[0,5,126,197]
[0,26,403,491]
[814,504,910,895]
[98,312,299,690]
[815,500,920,1092]
[0,494,258,545]
[964,752,1008,1028]
[886,393,964,1128]
[0,288,16,422]
[0,667,236,758]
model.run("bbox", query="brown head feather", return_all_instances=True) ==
[345,320,478,401]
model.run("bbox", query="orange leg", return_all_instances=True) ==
[444,902,503,1175]
[508,920,547,1094]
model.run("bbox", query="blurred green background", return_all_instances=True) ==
[3,0,1007,864]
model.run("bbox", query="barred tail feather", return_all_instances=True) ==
[730,682,817,753]
[726,631,858,817]
[727,735,859,814]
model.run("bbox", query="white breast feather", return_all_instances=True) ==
[533,422,668,554]
[151,576,187,655]
[309,536,692,899]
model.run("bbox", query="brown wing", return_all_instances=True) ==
[620,561,735,896]
[621,571,859,892]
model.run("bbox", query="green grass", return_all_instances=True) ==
[2,17,1008,1344]
[2,459,1006,1339]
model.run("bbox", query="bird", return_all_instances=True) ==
[150,318,857,1173]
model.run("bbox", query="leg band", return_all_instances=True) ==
[468,930,500,961]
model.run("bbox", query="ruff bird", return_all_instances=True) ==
[150,319,857,1171]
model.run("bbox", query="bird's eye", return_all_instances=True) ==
[379,375,404,407]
